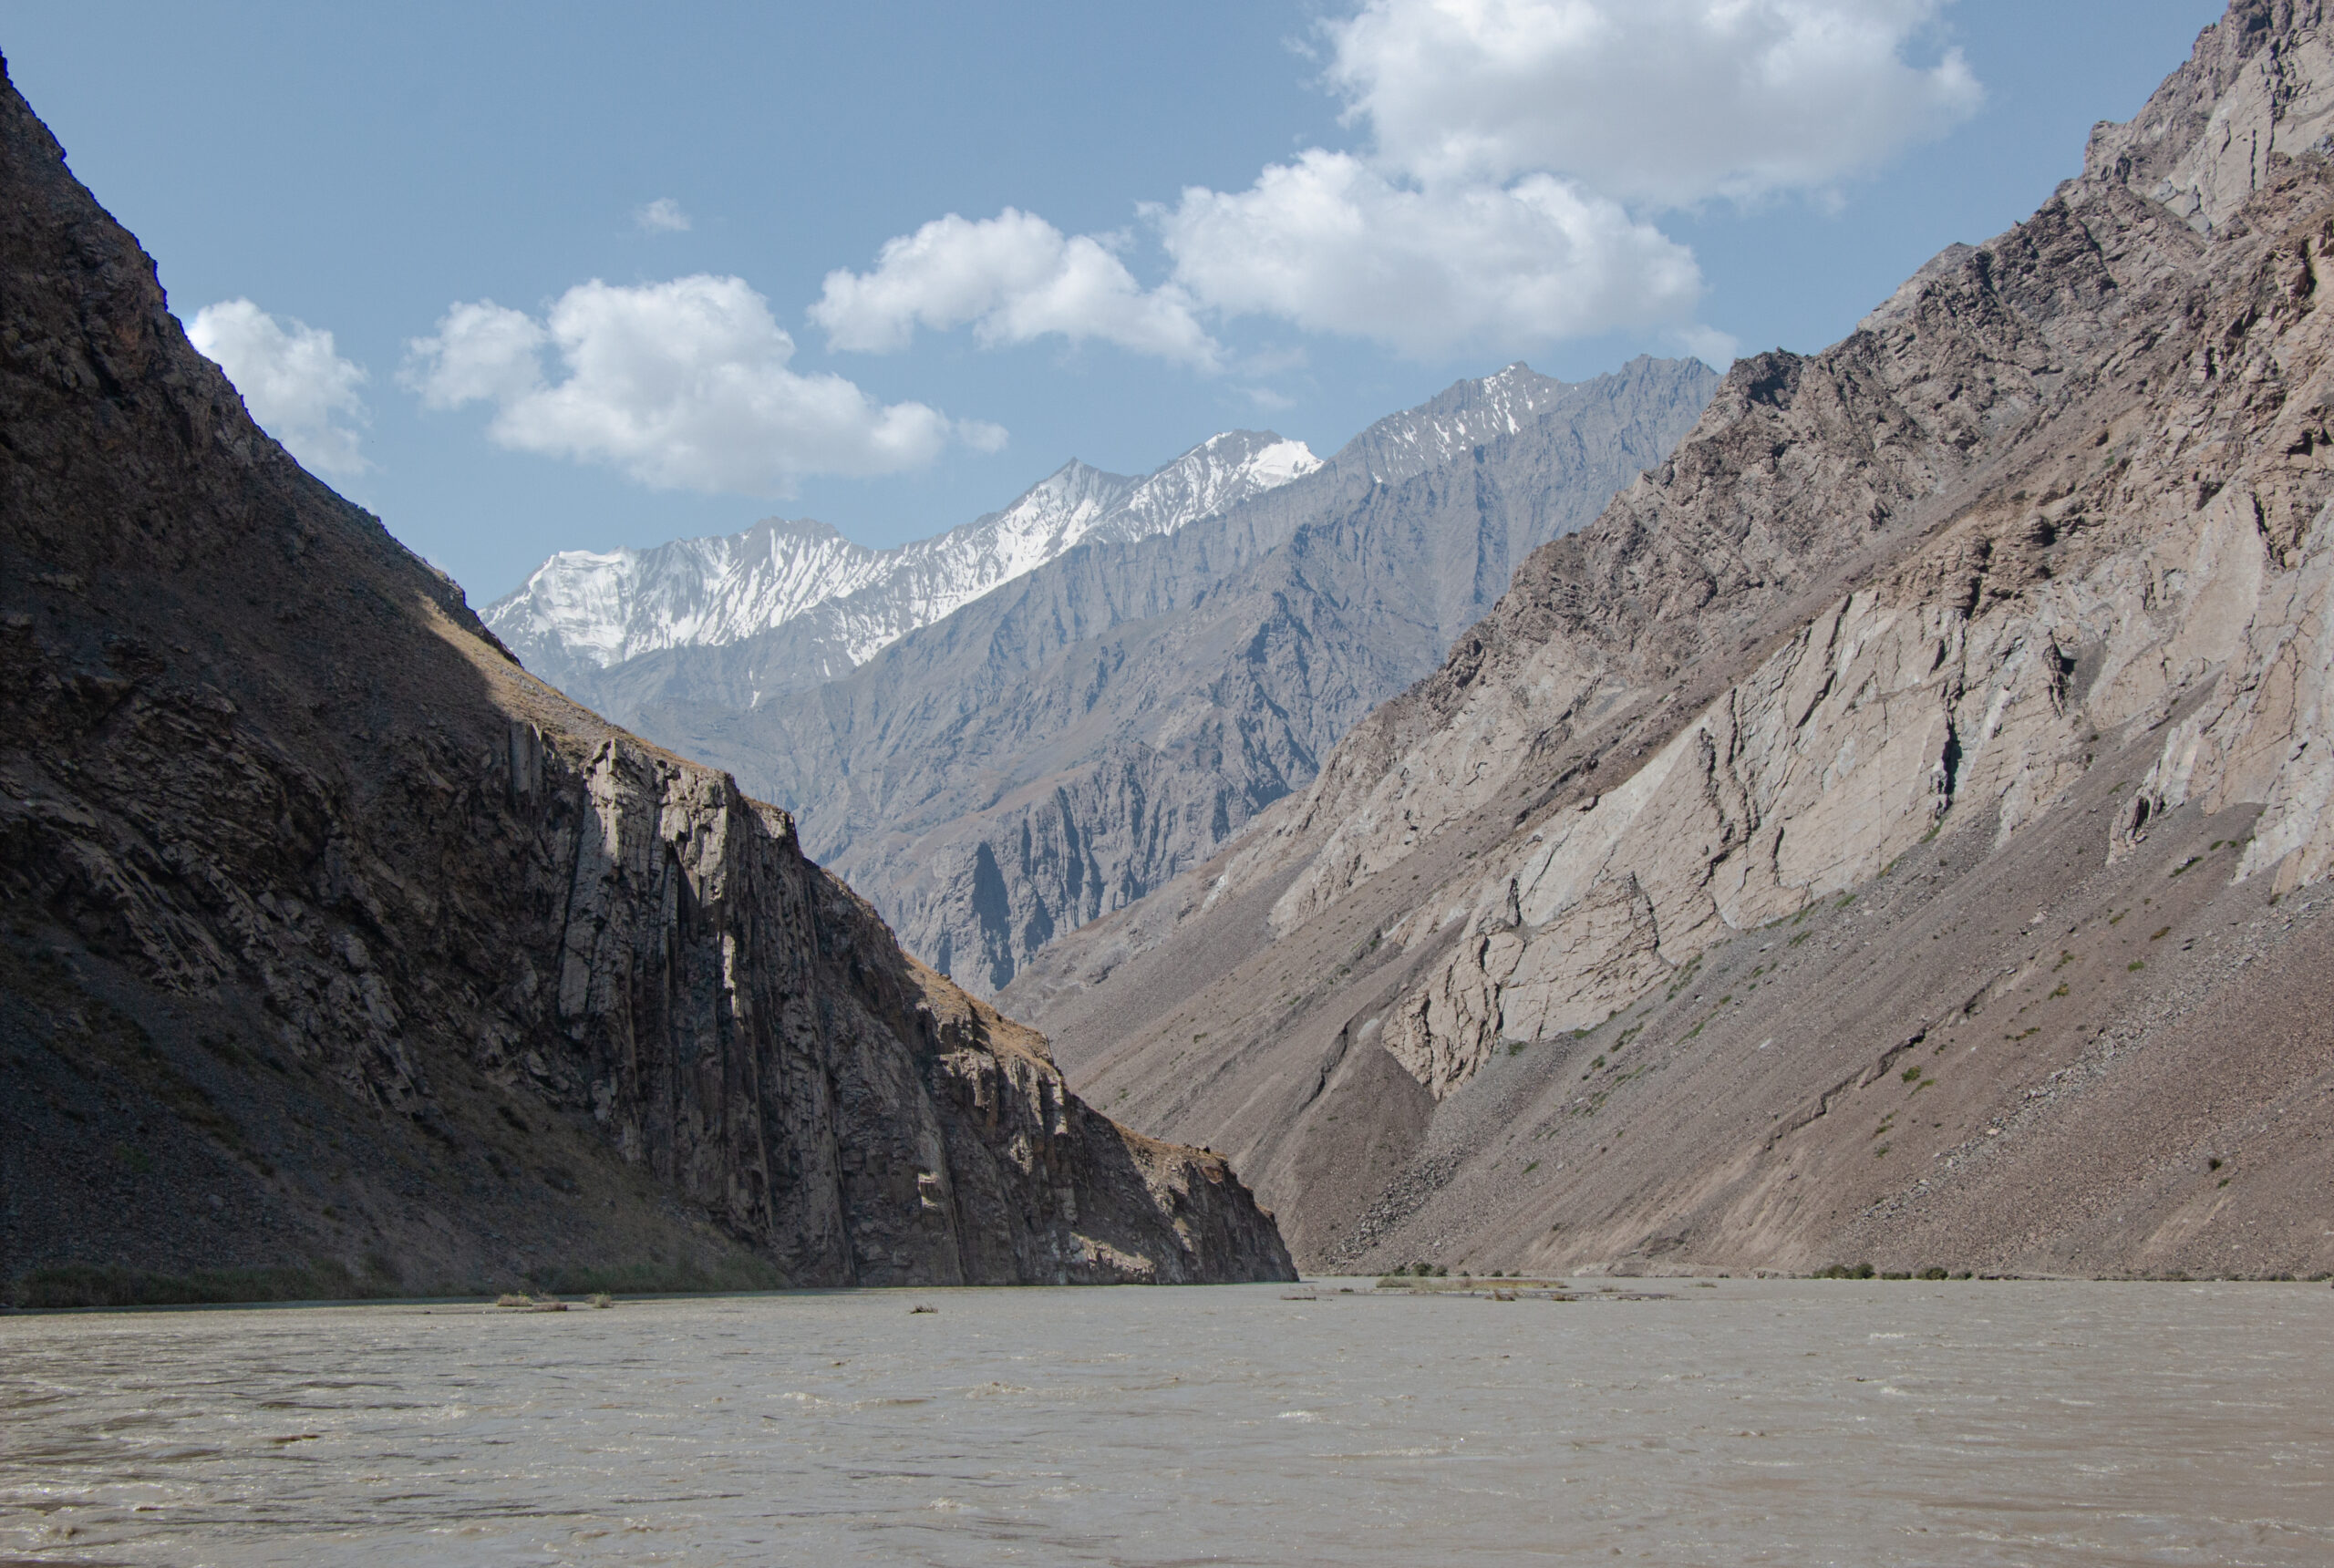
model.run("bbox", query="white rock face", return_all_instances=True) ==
[485,431,1319,690]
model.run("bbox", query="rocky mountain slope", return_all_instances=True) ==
[1003,0,2334,1282]
[0,58,1291,1305]
[487,432,1321,718]
[659,358,1716,994]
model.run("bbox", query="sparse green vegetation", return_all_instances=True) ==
[1814,1263,1876,1279]
[2129,960,2146,972]
[1901,1066,1923,1084]
[1917,1267,1949,1280]
[2150,926,2171,940]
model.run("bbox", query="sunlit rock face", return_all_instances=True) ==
[998,0,2334,1283]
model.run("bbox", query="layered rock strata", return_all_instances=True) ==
[0,58,1290,1301]
[1005,0,2334,1280]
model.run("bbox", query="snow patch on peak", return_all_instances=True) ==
[487,428,1319,686]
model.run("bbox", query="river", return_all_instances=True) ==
[3,1279,2329,1564]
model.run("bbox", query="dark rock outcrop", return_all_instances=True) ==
[0,57,1291,1301]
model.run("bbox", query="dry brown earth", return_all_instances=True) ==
[1004,0,2334,1280]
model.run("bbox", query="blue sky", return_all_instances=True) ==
[7,0,2226,603]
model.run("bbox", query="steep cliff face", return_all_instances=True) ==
[0,59,1289,1302]
[1005,0,2334,1280]
[663,358,1716,995]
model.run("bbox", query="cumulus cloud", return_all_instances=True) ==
[1156,150,1700,356]
[811,209,1220,366]
[1325,0,1982,204]
[188,299,371,477]
[635,197,692,233]
[403,274,990,493]
[794,0,1981,366]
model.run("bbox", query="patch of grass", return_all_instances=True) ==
[1836,893,1857,910]
[2170,857,2200,877]
[2128,960,2146,972]
[2049,984,2070,998]
[2052,951,2078,972]
[2150,926,2171,941]
[1523,1161,1541,1174]
[1901,1066,1924,1084]
[2109,910,2128,925]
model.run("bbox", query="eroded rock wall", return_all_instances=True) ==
[0,56,1289,1297]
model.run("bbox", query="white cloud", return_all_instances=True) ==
[188,299,371,477]
[1156,150,1701,356]
[789,0,1981,366]
[811,209,1220,367]
[635,197,692,233]
[1325,0,1983,204]
[403,274,990,493]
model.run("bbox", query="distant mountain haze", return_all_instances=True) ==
[546,357,1718,994]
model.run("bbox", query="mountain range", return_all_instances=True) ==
[511,357,1718,995]
[487,431,1322,718]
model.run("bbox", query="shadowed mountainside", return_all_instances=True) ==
[0,58,1291,1304]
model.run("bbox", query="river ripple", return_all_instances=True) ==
[1,1280,2329,1565]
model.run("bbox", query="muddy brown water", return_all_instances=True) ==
[2,1280,2329,1565]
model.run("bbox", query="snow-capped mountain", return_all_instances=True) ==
[1340,362,1600,483]
[487,430,1320,696]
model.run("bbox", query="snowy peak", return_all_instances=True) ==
[485,429,1320,686]
[1104,431,1323,544]
[1338,363,1584,484]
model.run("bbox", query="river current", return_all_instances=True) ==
[2,1279,2329,1565]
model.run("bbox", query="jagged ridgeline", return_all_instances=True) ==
[0,57,1292,1304]
[1006,0,2334,1280]
[597,357,1716,997]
